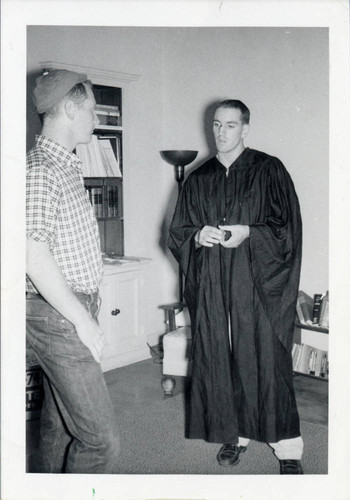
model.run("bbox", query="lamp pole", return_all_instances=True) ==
[174,165,185,192]
[160,150,198,304]
[173,165,186,303]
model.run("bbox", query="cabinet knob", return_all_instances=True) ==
[111,308,121,316]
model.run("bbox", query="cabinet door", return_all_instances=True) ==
[104,219,123,255]
[98,270,150,372]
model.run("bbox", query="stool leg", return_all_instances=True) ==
[168,310,177,332]
[161,376,176,396]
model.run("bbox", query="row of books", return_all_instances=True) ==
[96,104,122,128]
[296,290,329,329]
[86,185,119,218]
[76,135,122,177]
[292,343,329,378]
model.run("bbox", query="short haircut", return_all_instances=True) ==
[41,80,92,121]
[215,99,250,125]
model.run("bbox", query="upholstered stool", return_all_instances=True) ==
[161,326,192,395]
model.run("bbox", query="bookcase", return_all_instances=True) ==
[292,290,329,381]
[293,322,329,382]
[80,82,124,254]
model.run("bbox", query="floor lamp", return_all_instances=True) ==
[159,150,198,395]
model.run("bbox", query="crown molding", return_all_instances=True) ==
[39,61,141,86]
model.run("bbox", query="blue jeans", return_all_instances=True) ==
[26,292,120,473]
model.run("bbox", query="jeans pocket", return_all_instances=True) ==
[26,316,51,359]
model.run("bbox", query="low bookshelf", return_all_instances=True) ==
[293,321,329,382]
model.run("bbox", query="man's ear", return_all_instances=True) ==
[64,99,76,121]
[242,123,250,138]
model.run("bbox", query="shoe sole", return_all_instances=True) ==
[217,457,242,467]
[217,447,246,467]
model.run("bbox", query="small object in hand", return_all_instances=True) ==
[224,230,231,241]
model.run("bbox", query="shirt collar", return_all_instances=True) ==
[35,135,82,171]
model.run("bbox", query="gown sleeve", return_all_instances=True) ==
[168,176,202,278]
[168,176,204,320]
[249,157,302,349]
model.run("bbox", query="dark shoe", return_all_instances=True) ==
[279,459,304,474]
[216,444,247,467]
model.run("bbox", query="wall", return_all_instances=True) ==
[27,26,329,342]
[161,27,329,297]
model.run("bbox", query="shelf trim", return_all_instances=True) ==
[294,321,329,334]
[95,125,123,132]
[293,371,329,382]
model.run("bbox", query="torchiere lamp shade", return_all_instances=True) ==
[160,150,198,184]
[160,150,198,167]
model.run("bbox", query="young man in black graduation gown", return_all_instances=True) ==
[168,100,304,474]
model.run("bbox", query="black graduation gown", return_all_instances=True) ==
[168,148,302,444]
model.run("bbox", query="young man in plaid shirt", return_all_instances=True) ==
[26,69,120,473]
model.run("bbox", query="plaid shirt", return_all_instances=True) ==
[26,135,103,294]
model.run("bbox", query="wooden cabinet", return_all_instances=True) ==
[99,260,151,372]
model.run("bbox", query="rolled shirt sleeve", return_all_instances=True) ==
[26,163,61,249]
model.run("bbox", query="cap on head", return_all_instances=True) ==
[32,69,88,114]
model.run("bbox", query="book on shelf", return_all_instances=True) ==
[85,186,92,204]
[296,343,314,373]
[319,291,329,329]
[296,290,329,330]
[86,185,119,219]
[96,104,120,114]
[292,342,328,378]
[314,349,327,377]
[296,299,305,324]
[76,135,122,177]
[296,291,313,325]
[312,294,323,324]
[96,104,121,127]
[76,135,105,177]
[107,185,119,217]
[98,138,122,177]
[91,187,103,217]
[292,343,302,370]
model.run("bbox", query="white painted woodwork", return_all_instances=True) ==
[99,260,151,372]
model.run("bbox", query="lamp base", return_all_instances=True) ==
[161,376,176,396]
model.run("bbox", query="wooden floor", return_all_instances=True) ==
[26,356,328,471]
